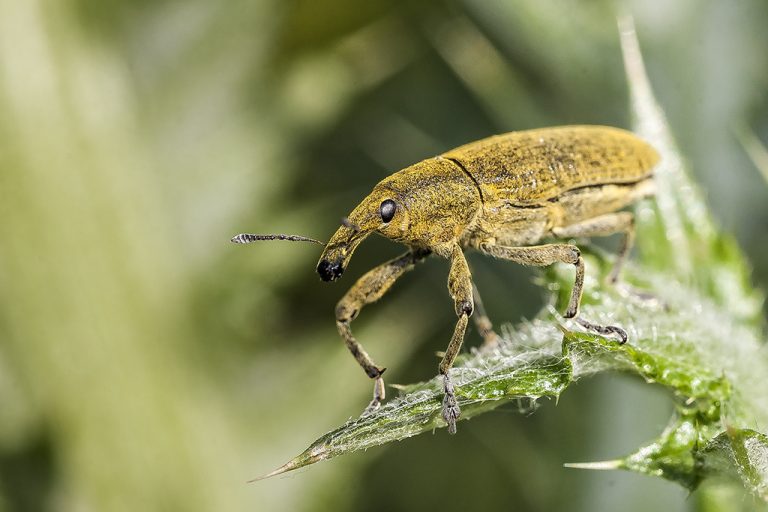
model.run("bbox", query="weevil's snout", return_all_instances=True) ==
[317,194,383,282]
[317,258,344,282]
[316,226,370,282]
[316,235,356,282]
[316,228,358,282]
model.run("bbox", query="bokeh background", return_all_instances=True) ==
[1,0,767,511]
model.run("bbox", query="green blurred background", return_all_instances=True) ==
[1,0,767,510]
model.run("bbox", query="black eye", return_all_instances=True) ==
[379,199,396,223]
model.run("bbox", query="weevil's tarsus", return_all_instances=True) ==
[575,317,628,344]
[230,233,325,245]
[441,374,460,435]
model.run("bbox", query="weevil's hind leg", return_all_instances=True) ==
[439,245,474,434]
[471,281,502,348]
[478,240,627,344]
[551,211,634,284]
[552,212,659,304]
[335,249,431,415]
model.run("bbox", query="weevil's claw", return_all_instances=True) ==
[575,317,628,344]
[441,374,461,434]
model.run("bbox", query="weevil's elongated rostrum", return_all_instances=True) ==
[233,125,659,434]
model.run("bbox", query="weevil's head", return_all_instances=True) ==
[317,158,480,281]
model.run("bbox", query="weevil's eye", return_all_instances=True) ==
[379,199,396,223]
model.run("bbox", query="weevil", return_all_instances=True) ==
[233,125,659,434]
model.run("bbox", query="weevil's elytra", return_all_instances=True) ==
[233,125,659,434]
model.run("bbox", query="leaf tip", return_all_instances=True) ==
[248,442,332,482]
[247,462,297,483]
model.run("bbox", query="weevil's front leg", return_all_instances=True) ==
[440,244,474,434]
[335,248,431,415]
[478,240,627,343]
[551,212,634,284]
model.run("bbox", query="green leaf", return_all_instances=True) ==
[258,17,768,502]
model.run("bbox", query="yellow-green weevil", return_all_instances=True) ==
[232,125,659,434]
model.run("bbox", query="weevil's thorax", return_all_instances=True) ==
[375,158,481,256]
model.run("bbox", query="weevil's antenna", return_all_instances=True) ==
[230,233,325,245]
[340,217,361,233]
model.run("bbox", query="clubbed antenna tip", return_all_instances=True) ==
[230,233,325,245]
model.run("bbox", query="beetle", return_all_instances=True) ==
[232,125,659,434]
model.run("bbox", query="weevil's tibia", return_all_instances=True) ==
[478,240,627,343]
[334,249,431,413]
[230,233,325,245]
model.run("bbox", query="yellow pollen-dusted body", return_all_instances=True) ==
[441,125,658,248]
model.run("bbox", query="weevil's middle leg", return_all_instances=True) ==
[471,282,502,348]
[478,240,627,343]
[335,249,430,415]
